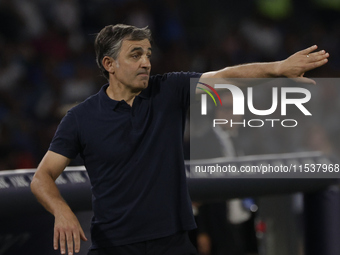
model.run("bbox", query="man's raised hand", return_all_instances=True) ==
[277,45,329,84]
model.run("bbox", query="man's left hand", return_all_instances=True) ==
[277,45,329,84]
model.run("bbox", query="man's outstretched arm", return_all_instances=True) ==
[201,45,329,83]
[30,151,87,255]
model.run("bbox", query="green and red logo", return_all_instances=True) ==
[197,82,222,115]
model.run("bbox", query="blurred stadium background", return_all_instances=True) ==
[1,0,340,255]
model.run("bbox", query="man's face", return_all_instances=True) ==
[113,39,152,92]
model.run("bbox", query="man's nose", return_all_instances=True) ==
[141,56,151,69]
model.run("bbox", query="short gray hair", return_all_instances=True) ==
[94,24,152,80]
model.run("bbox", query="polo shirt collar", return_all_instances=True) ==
[99,83,150,110]
[138,86,150,99]
[99,84,119,110]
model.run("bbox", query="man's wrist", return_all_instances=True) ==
[52,200,72,217]
[271,60,284,77]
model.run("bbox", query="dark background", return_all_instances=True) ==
[1,0,340,170]
[1,1,340,255]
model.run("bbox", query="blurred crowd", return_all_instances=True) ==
[1,0,340,170]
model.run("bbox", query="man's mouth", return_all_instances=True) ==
[138,72,149,76]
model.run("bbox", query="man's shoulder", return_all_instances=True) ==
[150,72,202,83]
[146,72,202,94]
[67,86,103,115]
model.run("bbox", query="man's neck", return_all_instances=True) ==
[106,82,142,107]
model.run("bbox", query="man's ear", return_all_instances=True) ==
[102,56,116,75]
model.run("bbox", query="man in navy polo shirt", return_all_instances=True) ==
[30,24,329,255]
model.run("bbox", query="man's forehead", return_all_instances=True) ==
[121,39,152,51]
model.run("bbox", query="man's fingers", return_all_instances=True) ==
[55,228,85,254]
[305,58,329,72]
[278,45,328,78]
[299,45,318,55]
[66,230,74,255]
[80,228,88,242]
[59,231,66,254]
[54,211,84,254]
[73,231,81,254]
[307,51,329,62]
[54,229,59,251]
[75,227,87,253]
[297,49,329,74]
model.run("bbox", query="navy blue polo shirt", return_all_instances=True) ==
[49,72,202,248]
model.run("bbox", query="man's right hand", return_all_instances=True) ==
[30,151,88,255]
[54,208,88,255]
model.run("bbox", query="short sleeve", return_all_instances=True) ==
[168,72,202,109]
[49,110,81,159]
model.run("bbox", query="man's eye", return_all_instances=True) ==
[132,54,141,59]
[147,55,152,59]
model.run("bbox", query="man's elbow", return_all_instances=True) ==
[200,71,218,79]
[30,173,40,196]
[30,169,51,195]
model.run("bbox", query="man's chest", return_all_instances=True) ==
[78,98,183,163]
